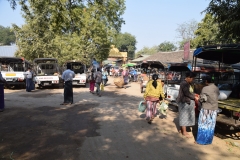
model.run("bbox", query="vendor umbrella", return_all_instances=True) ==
[125,63,136,67]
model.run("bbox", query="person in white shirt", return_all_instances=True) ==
[0,72,4,82]
[24,67,33,92]
[61,65,75,105]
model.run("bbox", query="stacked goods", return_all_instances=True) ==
[114,77,124,88]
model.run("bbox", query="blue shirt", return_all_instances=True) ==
[130,70,137,75]
[92,60,100,69]
[62,69,75,81]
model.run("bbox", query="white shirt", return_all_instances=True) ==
[62,69,75,81]
[24,70,32,79]
[0,72,4,81]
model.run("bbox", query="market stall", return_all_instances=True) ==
[193,44,240,129]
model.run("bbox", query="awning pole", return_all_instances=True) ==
[194,56,197,72]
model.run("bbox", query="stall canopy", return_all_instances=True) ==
[146,60,167,69]
[193,44,240,64]
[123,63,137,67]
[167,62,191,71]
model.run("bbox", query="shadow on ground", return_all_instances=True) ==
[0,103,100,160]
[1,87,240,160]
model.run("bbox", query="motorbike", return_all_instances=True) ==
[128,74,135,82]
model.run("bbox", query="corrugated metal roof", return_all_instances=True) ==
[0,45,18,57]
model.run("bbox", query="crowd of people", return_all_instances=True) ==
[143,71,220,145]
[60,60,221,146]
[0,58,223,145]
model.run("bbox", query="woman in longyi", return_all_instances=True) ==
[195,76,220,145]
[143,74,165,124]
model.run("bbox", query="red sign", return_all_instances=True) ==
[184,41,190,61]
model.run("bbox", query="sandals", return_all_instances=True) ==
[146,117,152,124]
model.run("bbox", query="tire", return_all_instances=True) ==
[38,84,43,89]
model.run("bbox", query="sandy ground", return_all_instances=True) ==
[0,77,240,160]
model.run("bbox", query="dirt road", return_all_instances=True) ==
[0,77,240,160]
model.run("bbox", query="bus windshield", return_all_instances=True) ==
[0,57,29,72]
[65,62,85,74]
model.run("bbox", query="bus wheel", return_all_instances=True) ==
[38,84,43,89]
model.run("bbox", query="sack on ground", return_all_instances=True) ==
[114,77,124,88]
[138,101,147,112]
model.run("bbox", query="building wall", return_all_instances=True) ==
[0,45,18,57]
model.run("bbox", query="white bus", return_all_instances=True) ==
[63,61,87,86]
[33,58,61,88]
[0,57,31,88]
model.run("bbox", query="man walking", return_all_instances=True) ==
[61,65,75,105]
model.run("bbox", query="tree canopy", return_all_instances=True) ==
[112,32,137,59]
[205,0,240,41]
[191,14,219,46]
[158,41,177,52]
[135,46,158,58]
[0,25,16,45]
[12,0,126,65]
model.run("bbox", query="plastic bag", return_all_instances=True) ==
[138,101,147,112]
[100,83,104,91]
[158,101,168,115]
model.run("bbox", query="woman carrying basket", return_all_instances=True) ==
[144,74,165,124]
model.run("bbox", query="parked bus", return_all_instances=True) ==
[33,58,61,88]
[63,61,87,86]
[0,57,31,88]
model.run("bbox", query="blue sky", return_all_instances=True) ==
[0,0,210,51]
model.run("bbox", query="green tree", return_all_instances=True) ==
[158,41,177,52]
[12,0,126,65]
[112,32,137,59]
[12,0,58,61]
[0,25,16,45]
[205,0,240,41]
[135,46,158,58]
[191,14,219,47]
